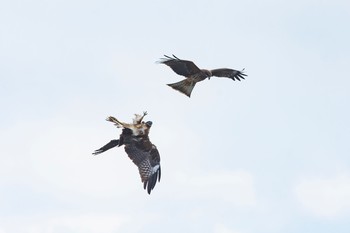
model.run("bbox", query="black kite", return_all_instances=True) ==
[93,112,161,194]
[158,54,247,97]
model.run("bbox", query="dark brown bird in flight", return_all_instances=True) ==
[158,54,247,97]
[93,112,161,194]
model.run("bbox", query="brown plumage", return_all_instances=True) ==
[93,112,161,194]
[158,54,247,97]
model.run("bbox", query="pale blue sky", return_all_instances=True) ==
[1,0,350,232]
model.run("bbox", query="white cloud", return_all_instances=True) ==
[170,170,256,206]
[0,114,146,201]
[213,223,243,233]
[1,1,350,232]
[47,214,127,233]
[295,173,350,218]
[0,213,127,233]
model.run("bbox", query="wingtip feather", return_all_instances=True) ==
[172,54,180,60]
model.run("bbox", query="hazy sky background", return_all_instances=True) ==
[1,0,350,232]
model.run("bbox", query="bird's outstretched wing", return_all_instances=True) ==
[158,54,201,77]
[211,68,247,81]
[93,139,120,155]
[124,140,161,194]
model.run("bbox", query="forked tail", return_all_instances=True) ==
[167,79,196,97]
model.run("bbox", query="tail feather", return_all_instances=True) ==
[167,79,196,97]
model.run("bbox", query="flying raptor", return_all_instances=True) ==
[93,112,161,194]
[158,54,247,97]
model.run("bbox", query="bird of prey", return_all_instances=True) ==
[158,54,247,97]
[93,112,161,194]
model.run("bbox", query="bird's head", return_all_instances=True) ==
[141,121,152,136]
[145,121,153,128]
[202,69,212,80]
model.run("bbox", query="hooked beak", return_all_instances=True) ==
[145,121,153,127]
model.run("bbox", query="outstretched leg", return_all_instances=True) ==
[134,111,148,124]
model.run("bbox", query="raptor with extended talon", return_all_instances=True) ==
[93,112,161,194]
